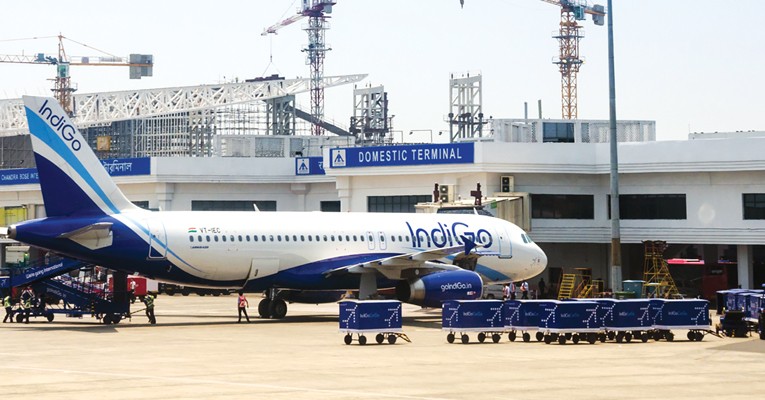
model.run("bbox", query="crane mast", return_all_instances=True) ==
[262,1,336,136]
[543,0,605,119]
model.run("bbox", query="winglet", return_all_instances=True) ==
[22,96,141,217]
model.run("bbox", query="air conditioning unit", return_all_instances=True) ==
[438,184,454,203]
[500,176,514,193]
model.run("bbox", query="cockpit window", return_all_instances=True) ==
[521,234,534,244]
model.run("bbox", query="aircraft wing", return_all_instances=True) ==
[324,240,484,280]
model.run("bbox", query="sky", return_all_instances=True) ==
[0,0,763,141]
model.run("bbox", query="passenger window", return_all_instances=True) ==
[391,236,395,242]
[278,235,282,241]
[301,235,305,241]
[379,234,385,242]
[252,235,257,242]
[222,235,227,242]
[345,235,350,241]
[405,236,410,242]
[238,235,243,241]
[338,235,343,242]
[269,235,274,242]
[308,235,313,242]
[398,235,403,242]
[315,235,320,241]
[214,235,219,242]
[353,235,357,241]
[245,235,250,242]
[285,235,290,242]
[368,234,373,242]
[230,235,235,242]
[323,235,328,241]
[189,235,194,242]
[206,235,211,242]
[198,235,202,242]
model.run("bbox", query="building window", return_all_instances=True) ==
[191,200,276,211]
[321,201,341,212]
[743,194,765,220]
[609,194,687,220]
[542,122,575,143]
[531,194,594,219]
[368,195,431,213]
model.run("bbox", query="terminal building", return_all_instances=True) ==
[1,76,763,299]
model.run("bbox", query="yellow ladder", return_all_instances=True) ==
[558,274,576,299]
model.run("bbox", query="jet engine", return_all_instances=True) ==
[396,270,483,308]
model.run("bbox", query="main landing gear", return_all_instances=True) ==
[258,288,287,319]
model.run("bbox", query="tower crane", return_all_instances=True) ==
[0,34,153,116]
[262,1,336,135]
[541,0,605,119]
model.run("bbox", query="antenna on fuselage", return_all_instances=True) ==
[253,203,260,212]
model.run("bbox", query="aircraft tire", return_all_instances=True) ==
[102,315,112,324]
[258,299,271,318]
[270,299,288,319]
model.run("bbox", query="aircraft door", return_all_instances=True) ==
[378,231,387,250]
[366,231,375,250]
[147,220,167,259]
[497,227,512,259]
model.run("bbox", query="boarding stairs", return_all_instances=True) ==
[0,256,87,290]
[558,274,576,299]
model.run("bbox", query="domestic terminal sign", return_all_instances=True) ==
[295,156,325,176]
[329,143,474,168]
[0,157,151,185]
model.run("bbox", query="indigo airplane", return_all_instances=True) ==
[7,96,547,318]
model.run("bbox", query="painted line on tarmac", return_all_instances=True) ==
[1,365,449,400]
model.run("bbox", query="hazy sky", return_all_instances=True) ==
[0,0,763,141]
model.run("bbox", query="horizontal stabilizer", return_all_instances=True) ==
[58,222,113,250]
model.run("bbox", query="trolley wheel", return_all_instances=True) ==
[45,312,54,322]
[344,334,352,345]
[634,331,642,340]
[522,332,531,342]
[16,314,24,323]
[551,333,559,341]
[615,332,623,343]
[376,333,384,344]
[572,334,580,344]
[724,329,733,337]
[599,333,607,343]
[695,331,704,341]
[508,331,517,342]
[358,335,367,345]
[558,335,566,345]
[492,333,501,343]
[607,331,615,341]
[478,332,486,343]
[588,333,597,344]
[447,333,455,343]
[388,334,397,344]
[641,334,649,343]
[536,332,544,342]
[565,333,572,340]
[666,332,674,342]
[461,334,469,344]
[102,314,112,324]
[544,334,552,344]
[687,331,695,341]
[625,332,633,343]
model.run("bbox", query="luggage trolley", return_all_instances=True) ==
[596,298,653,343]
[339,300,410,345]
[442,300,505,344]
[538,300,601,345]
[650,298,711,341]
[504,300,545,342]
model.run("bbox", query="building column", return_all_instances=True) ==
[737,245,753,289]
[336,176,351,212]
[156,183,175,212]
[290,183,308,211]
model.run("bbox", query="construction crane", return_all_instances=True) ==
[262,1,336,135]
[0,34,153,115]
[541,0,605,119]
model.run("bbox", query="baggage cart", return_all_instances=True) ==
[538,300,601,345]
[650,298,711,341]
[339,300,409,345]
[504,300,545,342]
[442,300,504,344]
[595,298,652,343]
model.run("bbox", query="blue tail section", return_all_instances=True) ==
[22,96,140,217]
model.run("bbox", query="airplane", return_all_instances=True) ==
[6,96,547,319]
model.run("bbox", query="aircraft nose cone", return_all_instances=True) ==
[533,246,548,275]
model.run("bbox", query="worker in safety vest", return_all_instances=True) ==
[143,292,156,324]
[2,293,13,323]
[237,291,250,323]
[20,287,33,324]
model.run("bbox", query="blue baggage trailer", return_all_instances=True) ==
[598,299,652,343]
[339,300,409,345]
[650,298,711,341]
[504,300,545,342]
[746,294,765,323]
[538,300,601,345]
[442,300,504,344]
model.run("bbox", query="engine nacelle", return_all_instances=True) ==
[396,270,483,308]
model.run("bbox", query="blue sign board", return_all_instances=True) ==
[0,157,150,185]
[329,143,474,168]
[295,156,325,176]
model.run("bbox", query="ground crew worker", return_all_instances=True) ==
[509,281,517,300]
[129,279,138,304]
[20,287,33,323]
[237,291,250,323]
[521,280,529,299]
[143,292,156,324]
[3,292,13,323]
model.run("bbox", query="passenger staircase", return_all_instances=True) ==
[0,257,86,290]
[558,274,576,299]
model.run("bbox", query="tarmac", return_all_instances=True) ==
[1,294,764,400]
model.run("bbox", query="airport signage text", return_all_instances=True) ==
[330,143,474,168]
[0,157,151,185]
[295,156,325,176]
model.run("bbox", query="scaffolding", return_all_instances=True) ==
[642,240,680,298]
